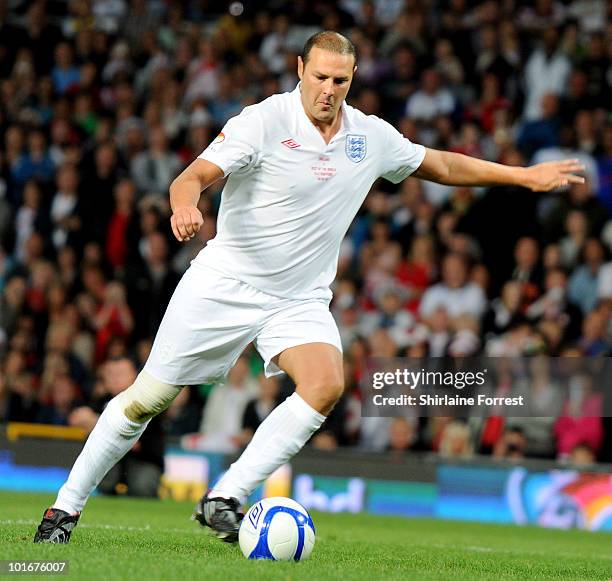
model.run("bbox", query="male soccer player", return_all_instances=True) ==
[34,31,584,543]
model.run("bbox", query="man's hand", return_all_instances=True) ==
[523,159,586,192]
[414,149,587,191]
[168,159,223,241]
[171,206,204,242]
[68,406,99,432]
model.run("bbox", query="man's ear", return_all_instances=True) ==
[297,56,304,80]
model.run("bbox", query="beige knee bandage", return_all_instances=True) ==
[117,371,183,423]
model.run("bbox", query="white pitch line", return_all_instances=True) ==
[427,542,612,561]
[1,518,203,535]
[464,545,493,553]
[6,518,611,561]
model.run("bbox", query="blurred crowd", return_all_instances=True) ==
[0,0,611,470]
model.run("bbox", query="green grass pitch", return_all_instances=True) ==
[1,491,610,580]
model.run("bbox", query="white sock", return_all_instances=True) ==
[210,392,325,502]
[53,396,148,514]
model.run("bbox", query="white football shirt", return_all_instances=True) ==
[196,84,425,300]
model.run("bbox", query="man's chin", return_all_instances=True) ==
[313,110,336,123]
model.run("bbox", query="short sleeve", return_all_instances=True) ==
[378,119,426,184]
[198,106,263,177]
[419,286,440,318]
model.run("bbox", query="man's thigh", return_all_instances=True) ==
[144,265,264,385]
[275,342,344,387]
[256,300,344,412]
[275,342,344,414]
[255,299,343,379]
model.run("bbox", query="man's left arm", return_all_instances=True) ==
[412,148,585,192]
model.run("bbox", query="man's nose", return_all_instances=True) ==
[322,79,335,95]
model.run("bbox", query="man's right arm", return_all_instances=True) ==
[169,158,224,242]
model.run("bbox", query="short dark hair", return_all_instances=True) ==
[302,31,357,66]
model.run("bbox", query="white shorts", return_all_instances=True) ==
[143,263,342,385]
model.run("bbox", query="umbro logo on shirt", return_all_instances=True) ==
[281,138,301,149]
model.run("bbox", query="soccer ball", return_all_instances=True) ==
[238,497,315,561]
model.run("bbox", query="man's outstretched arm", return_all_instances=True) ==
[169,158,224,242]
[412,148,585,192]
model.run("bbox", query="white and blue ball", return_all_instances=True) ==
[238,497,315,561]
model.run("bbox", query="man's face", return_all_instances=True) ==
[442,255,467,289]
[515,238,538,266]
[103,360,137,395]
[297,47,355,124]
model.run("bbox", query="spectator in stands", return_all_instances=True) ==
[122,231,179,341]
[6,370,39,423]
[386,417,417,454]
[419,307,452,357]
[13,180,48,263]
[130,126,182,201]
[0,247,15,298]
[208,73,244,127]
[517,93,562,159]
[554,372,604,460]
[579,32,608,109]
[568,442,596,467]
[11,131,55,192]
[50,164,80,250]
[405,68,456,129]
[576,309,610,356]
[559,210,589,270]
[37,373,81,425]
[92,281,134,363]
[51,42,81,95]
[483,280,524,338]
[512,356,563,458]
[0,275,27,340]
[574,110,598,156]
[380,44,418,120]
[438,420,474,459]
[543,242,562,273]
[510,237,543,303]
[105,178,137,271]
[69,357,164,497]
[24,2,62,76]
[544,181,608,245]
[522,28,570,121]
[241,374,281,446]
[259,15,300,75]
[526,267,583,344]
[76,140,122,246]
[568,238,606,314]
[448,314,481,357]
[596,124,612,213]
[420,253,486,322]
[396,234,436,313]
[182,355,254,453]
[493,426,528,461]
[559,70,593,122]
[359,283,414,349]
[163,386,204,437]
